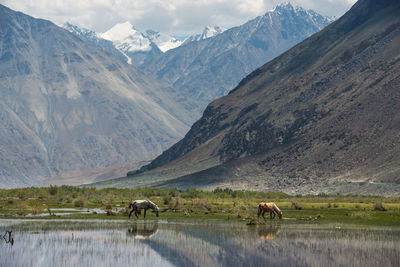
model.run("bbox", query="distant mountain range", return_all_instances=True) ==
[63,22,226,66]
[64,3,332,116]
[139,3,333,115]
[0,2,333,188]
[97,0,400,196]
[0,4,192,188]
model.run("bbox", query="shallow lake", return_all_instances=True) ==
[0,219,399,267]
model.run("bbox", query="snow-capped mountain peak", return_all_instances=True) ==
[145,30,182,52]
[100,21,137,41]
[183,25,226,44]
[99,21,152,53]
[202,26,226,39]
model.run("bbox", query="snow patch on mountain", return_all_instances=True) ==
[145,30,183,52]
[63,22,97,40]
[100,21,152,53]
[184,26,226,44]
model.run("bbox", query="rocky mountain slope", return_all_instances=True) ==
[140,3,332,115]
[62,22,127,63]
[0,5,192,188]
[98,0,400,195]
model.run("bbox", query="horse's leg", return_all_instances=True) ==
[134,210,139,218]
[129,209,134,218]
[262,211,266,221]
[144,208,147,218]
[257,207,262,221]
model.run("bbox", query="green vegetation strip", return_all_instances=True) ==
[0,186,399,226]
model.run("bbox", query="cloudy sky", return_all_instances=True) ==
[1,0,357,37]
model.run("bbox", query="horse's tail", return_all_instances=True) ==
[129,201,136,209]
[273,203,283,219]
[257,203,263,217]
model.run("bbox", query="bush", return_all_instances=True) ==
[74,200,84,207]
[106,210,115,216]
[374,202,387,211]
[163,196,172,205]
[48,185,58,196]
[291,201,302,210]
[18,191,26,200]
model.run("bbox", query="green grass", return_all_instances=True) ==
[0,186,399,226]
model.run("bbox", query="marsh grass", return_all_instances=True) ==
[0,186,399,225]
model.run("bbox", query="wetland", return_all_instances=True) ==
[1,219,399,267]
[1,186,400,266]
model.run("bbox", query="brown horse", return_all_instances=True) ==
[258,202,283,220]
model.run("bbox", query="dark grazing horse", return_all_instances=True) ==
[128,200,159,218]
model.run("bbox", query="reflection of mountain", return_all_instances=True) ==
[140,222,400,267]
[143,222,289,266]
[127,222,158,239]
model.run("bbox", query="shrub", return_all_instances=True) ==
[74,200,84,207]
[48,185,58,196]
[31,208,44,215]
[106,210,115,216]
[18,191,26,200]
[374,202,387,211]
[172,197,181,211]
[291,201,302,210]
[163,196,172,205]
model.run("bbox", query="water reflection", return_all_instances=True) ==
[127,221,158,239]
[0,220,399,267]
[258,223,280,240]
[1,230,14,246]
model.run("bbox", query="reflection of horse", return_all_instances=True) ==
[258,202,283,220]
[258,223,281,240]
[127,222,158,239]
[128,200,159,218]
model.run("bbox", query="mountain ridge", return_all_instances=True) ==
[95,0,400,195]
[139,3,332,115]
[0,4,191,188]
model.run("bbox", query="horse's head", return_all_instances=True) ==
[128,202,134,209]
[154,206,159,217]
[278,211,283,219]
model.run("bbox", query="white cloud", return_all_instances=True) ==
[0,0,356,35]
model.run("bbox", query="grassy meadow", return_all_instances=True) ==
[0,186,399,226]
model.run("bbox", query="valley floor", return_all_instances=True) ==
[0,187,399,226]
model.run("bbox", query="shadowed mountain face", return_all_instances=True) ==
[0,5,192,188]
[102,0,400,195]
[140,3,332,116]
